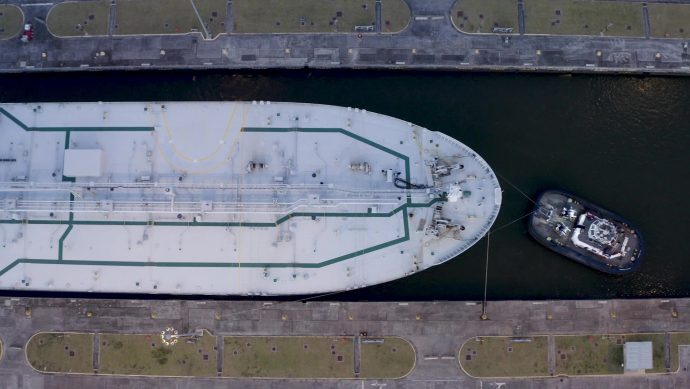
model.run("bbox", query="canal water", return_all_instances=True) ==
[1,70,688,301]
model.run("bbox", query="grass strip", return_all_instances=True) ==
[0,5,24,40]
[26,332,94,373]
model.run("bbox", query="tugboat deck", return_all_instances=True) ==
[529,190,643,275]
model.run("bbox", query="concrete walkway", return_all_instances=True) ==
[1,297,690,388]
[0,0,688,75]
[547,335,556,376]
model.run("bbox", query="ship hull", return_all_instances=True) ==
[0,102,501,295]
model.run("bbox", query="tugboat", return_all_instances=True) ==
[528,190,644,275]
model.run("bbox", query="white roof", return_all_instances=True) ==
[624,341,653,371]
[63,149,103,177]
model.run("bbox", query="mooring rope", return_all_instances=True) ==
[481,231,491,319]
[490,210,535,235]
[495,170,537,205]
[481,167,539,319]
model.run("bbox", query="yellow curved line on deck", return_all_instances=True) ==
[161,104,237,163]
[151,103,250,175]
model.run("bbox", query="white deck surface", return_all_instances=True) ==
[0,102,501,295]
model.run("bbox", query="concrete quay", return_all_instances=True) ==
[1,296,689,388]
[1,0,689,76]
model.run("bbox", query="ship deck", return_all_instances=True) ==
[0,102,501,295]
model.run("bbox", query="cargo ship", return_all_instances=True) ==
[0,102,501,295]
[528,190,643,275]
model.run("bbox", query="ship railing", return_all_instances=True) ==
[0,181,429,196]
[3,198,404,215]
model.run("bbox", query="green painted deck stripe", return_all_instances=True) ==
[243,128,407,160]
[0,123,438,276]
[57,224,72,261]
[0,107,153,132]
[0,107,29,130]
[0,201,438,275]
[62,132,75,183]
[0,259,22,277]
[243,127,412,183]
[403,205,410,237]
[0,232,407,276]
[2,235,411,274]
[0,201,432,228]
[31,126,154,132]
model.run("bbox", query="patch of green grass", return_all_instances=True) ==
[115,0,202,36]
[459,336,549,377]
[360,337,415,378]
[555,334,665,375]
[99,330,217,376]
[451,0,518,34]
[381,0,411,33]
[26,333,94,373]
[648,3,690,39]
[191,0,227,38]
[670,332,690,372]
[0,5,24,40]
[232,0,376,33]
[47,0,110,37]
[555,335,624,375]
[223,336,355,378]
[524,0,643,37]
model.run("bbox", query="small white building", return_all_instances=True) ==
[624,341,653,373]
